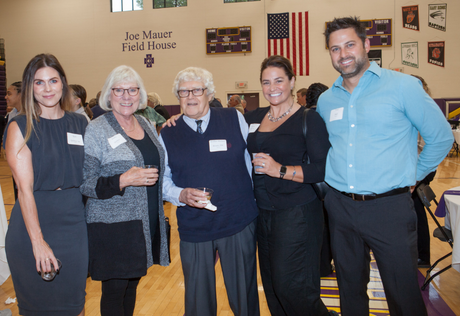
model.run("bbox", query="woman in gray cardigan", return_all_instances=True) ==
[81,65,169,316]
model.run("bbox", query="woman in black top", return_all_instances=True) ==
[244,55,334,316]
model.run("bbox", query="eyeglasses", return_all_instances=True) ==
[177,88,207,98]
[112,87,140,97]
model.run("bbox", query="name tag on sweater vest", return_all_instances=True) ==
[108,134,127,149]
[209,139,227,152]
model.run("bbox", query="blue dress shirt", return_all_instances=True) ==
[317,62,453,195]
[159,109,253,205]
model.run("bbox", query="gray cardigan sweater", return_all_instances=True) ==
[81,111,169,268]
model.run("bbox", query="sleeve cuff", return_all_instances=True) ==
[95,174,126,199]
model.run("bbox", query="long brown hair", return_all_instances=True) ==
[21,54,72,146]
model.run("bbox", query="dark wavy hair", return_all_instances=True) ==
[259,55,296,83]
[306,83,329,107]
[324,16,367,48]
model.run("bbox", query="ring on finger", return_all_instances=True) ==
[262,163,265,167]
[146,179,149,183]
[45,258,50,261]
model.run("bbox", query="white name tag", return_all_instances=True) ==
[330,107,344,122]
[249,124,260,133]
[108,134,127,149]
[209,139,227,152]
[67,133,84,146]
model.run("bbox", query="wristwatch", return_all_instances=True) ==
[279,165,287,179]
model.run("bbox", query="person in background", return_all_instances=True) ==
[306,83,329,111]
[5,82,22,123]
[241,99,247,112]
[227,94,245,114]
[410,74,436,268]
[209,97,223,108]
[88,98,97,109]
[69,84,90,122]
[4,53,88,316]
[296,87,307,106]
[304,81,334,277]
[91,91,106,119]
[4,81,22,200]
[317,17,453,316]
[81,65,169,316]
[160,66,259,316]
[147,92,171,120]
[245,55,335,316]
[135,94,166,134]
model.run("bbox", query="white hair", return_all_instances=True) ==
[172,67,215,99]
[99,65,148,111]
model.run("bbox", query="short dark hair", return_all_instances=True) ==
[297,88,308,97]
[11,81,22,93]
[324,16,367,48]
[260,55,295,82]
[306,83,329,107]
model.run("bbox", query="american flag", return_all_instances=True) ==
[267,12,309,76]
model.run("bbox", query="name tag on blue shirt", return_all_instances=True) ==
[330,107,344,122]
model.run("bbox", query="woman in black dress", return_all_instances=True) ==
[244,55,335,316]
[4,54,88,315]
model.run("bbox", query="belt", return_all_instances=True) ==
[336,187,410,201]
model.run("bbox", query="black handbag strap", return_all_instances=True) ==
[302,108,310,164]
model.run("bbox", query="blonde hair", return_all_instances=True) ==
[147,92,162,107]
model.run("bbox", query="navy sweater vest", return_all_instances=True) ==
[161,108,258,242]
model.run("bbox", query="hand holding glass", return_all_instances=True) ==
[196,187,213,202]
[41,259,62,282]
[252,153,270,175]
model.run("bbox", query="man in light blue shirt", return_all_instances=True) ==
[317,17,453,316]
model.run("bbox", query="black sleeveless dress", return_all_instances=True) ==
[5,112,88,316]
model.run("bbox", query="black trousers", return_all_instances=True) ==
[100,278,140,316]
[180,220,259,316]
[325,189,427,316]
[258,199,329,316]
[411,171,436,263]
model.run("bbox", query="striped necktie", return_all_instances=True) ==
[196,120,203,134]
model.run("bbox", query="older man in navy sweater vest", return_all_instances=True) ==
[160,67,259,316]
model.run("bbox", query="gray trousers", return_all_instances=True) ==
[180,220,259,316]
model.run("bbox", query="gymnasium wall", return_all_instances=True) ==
[0,0,458,106]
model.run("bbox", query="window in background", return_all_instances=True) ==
[153,0,187,9]
[111,0,143,12]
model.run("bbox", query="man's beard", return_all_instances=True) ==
[333,54,368,79]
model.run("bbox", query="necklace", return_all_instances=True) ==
[121,117,136,133]
[268,100,294,122]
